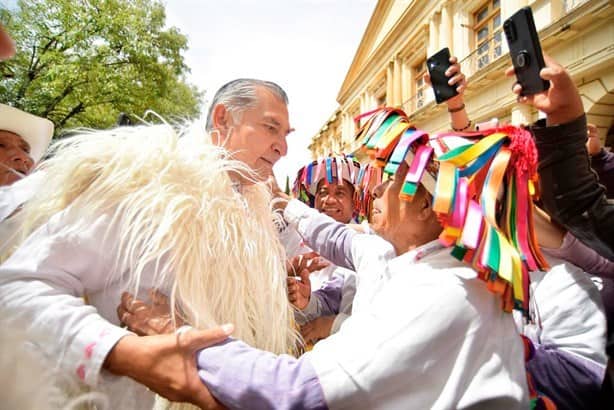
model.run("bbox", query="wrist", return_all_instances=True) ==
[446,95,464,109]
[447,102,465,113]
[103,334,142,377]
[545,103,584,127]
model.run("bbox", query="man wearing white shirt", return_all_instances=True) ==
[190,159,529,409]
[0,78,294,409]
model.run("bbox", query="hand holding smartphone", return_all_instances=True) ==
[426,47,459,104]
[503,7,549,96]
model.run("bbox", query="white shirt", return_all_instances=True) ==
[0,207,156,409]
[515,255,607,373]
[285,199,529,409]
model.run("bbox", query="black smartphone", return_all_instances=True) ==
[503,7,549,96]
[426,47,458,104]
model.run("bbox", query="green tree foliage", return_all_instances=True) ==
[0,0,203,133]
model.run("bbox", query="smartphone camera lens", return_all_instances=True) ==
[516,51,530,69]
[504,20,517,42]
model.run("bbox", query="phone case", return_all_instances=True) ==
[503,7,549,96]
[426,47,458,104]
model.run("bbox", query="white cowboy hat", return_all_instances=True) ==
[0,104,54,163]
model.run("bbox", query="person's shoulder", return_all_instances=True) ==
[351,232,396,261]
[420,248,478,280]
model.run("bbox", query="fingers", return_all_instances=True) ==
[287,284,301,305]
[308,258,329,273]
[119,310,149,336]
[444,63,460,78]
[149,288,169,305]
[449,56,458,65]
[511,82,522,96]
[185,324,234,351]
[297,268,311,284]
[423,73,431,86]
[516,94,534,106]
[121,291,150,312]
[287,276,299,291]
[117,303,128,325]
[539,66,557,81]
[448,73,465,88]
[538,55,566,83]
[121,291,135,310]
[287,254,305,276]
[505,65,516,77]
[148,317,174,335]
[290,252,327,274]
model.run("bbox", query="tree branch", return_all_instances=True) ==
[57,102,84,128]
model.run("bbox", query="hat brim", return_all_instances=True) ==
[0,104,54,163]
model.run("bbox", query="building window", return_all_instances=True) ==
[564,0,588,12]
[474,0,502,69]
[414,59,427,110]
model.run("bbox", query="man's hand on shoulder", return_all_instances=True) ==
[104,325,233,409]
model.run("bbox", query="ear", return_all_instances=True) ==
[416,193,433,221]
[211,103,231,133]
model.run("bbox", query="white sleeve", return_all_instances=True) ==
[530,256,607,367]
[0,210,131,387]
[284,199,394,272]
[330,268,356,334]
[330,313,350,334]
[304,267,527,409]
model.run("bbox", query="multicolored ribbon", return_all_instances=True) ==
[351,107,548,315]
[430,125,549,314]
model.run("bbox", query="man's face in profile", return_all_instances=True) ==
[220,86,293,181]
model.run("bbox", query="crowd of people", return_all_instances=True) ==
[1,16,614,410]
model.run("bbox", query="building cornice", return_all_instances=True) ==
[337,1,441,105]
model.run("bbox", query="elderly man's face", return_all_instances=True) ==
[0,130,34,186]
[314,179,355,223]
[215,86,292,182]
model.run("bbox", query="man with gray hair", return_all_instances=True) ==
[205,78,292,181]
[0,78,294,409]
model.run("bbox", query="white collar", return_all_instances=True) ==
[387,240,478,280]
[389,239,445,267]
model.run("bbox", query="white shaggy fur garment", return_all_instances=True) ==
[4,123,299,409]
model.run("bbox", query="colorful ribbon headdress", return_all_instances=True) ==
[430,125,548,313]
[354,107,548,314]
[354,107,438,202]
[292,154,362,213]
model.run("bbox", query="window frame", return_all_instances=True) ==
[473,0,502,69]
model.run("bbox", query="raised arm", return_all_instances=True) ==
[283,199,358,270]
[507,55,614,260]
